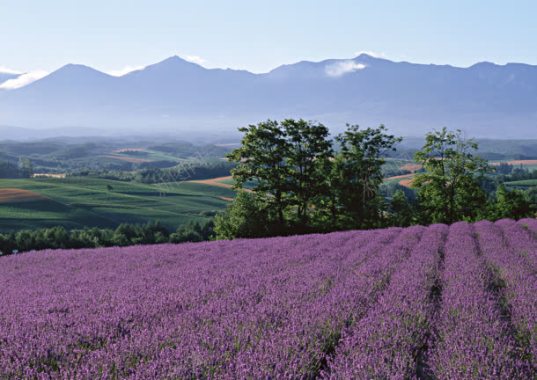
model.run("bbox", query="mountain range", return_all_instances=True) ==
[1,54,536,138]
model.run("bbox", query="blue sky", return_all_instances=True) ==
[1,0,536,75]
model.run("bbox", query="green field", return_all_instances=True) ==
[0,177,235,232]
[504,179,537,188]
[215,177,258,189]
[110,149,183,162]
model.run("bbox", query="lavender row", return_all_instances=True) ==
[427,222,527,379]
[325,224,447,379]
[519,217,537,240]
[0,233,359,377]
[477,219,537,365]
[129,227,415,378]
[495,218,537,271]
[1,220,536,378]
[224,226,424,379]
[0,230,377,378]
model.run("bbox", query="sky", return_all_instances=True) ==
[1,0,536,78]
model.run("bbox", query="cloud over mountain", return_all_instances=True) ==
[325,60,367,77]
[0,70,49,89]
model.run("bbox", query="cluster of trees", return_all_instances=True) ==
[392,128,535,226]
[214,121,536,239]
[214,119,401,238]
[0,220,214,255]
[74,160,234,184]
[0,158,33,179]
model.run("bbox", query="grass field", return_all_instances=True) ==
[106,148,182,163]
[490,160,537,171]
[0,177,235,232]
[191,176,258,190]
[504,179,537,188]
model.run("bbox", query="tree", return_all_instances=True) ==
[332,124,401,228]
[489,185,533,220]
[413,128,488,224]
[389,189,414,227]
[18,158,33,178]
[228,120,290,225]
[281,119,333,225]
[170,220,214,243]
[213,191,272,239]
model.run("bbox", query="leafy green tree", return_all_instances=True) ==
[170,221,214,243]
[389,189,415,227]
[282,119,333,225]
[413,128,488,224]
[332,124,401,228]
[489,185,533,220]
[214,191,271,239]
[228,120,290,225]
[18,157,33,178]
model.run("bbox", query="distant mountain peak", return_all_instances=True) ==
[137,55,204,75]
[1,54,537,138]
[52,63,111,78]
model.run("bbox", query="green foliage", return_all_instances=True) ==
[389,190,415,227]
[170,220,214,243]
[223,120,401,238]
[214,191,272,239]
[0,220,215,255]
[18,157,33,178]
[331,124,401,228]
[0,160,27,179]
[488,185,534,220]
[413,128,489,224]
[228,120,291,224]
[282,119,333,224]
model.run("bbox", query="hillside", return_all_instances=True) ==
[0,177,233,231]
[1,219,536,378]
[1,55,537,138]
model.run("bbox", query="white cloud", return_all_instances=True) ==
[325,60,366,77]
[107,65,145,77]
[354,50,386,58]
[0,66,22,75]
[0,70,49,90]
[184,55,206,65]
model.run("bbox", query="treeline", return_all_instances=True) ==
[0,158,33,178]
[73,160,234,184]
[0,221,213,255]
[214,120,536,239]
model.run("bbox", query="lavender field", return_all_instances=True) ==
[1,220,536,379]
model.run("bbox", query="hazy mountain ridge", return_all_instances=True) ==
[1,54,536,138]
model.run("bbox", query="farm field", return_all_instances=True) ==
[190,176,257,190]
[190,175,235,189]
[0,177,234,231]
[505,179,537,188]
[105,148,183,164]
[1,219,536,378]
[491,159,537,171]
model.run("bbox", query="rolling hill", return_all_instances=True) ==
[1,54,537,138]
[0,177,233,231]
